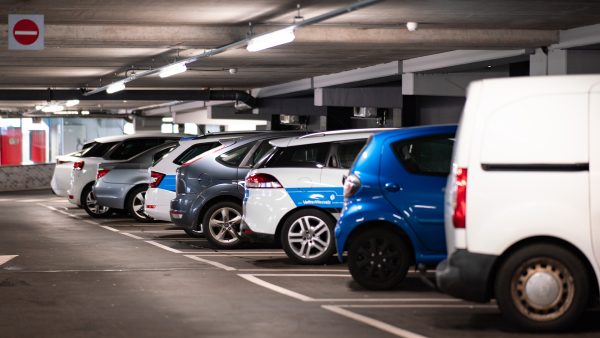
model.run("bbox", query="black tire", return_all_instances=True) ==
[202,201,243,249]
[183,223,204,238]
[82,184,112,218]
[347,227,411,290]
[494,243,590,332]
[281,209,336,265]
[126,185,153,222]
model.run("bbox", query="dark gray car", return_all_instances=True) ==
[94,142,178,221]
[170,131,307,248]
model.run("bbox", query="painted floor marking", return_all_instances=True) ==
[184,255,237,271]
[322,305,427,338]
[121,232,145,240]
[0,255,18,266]
[237,268,348,272]
[145,240,182,253]
[100,225,120,232]
[187,253,288,257]
[83,220,100,226]
[126,230,185,234]
[238,273,314,301]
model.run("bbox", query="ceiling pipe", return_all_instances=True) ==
[82,0,383,96]
[0,89,257,108]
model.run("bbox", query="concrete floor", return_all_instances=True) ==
[1,191,599,338]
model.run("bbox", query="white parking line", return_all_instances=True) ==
[0,255,18,266]
[121,232,145,240]
[237,268,349,272]
[189,253,288,257]
[126,230,185,234]
[184,255,237,271]
[145,240,182,253]
[100,225,120,232]
[238,273,314,301]
[322,305,427,338]
[83,220,100,226]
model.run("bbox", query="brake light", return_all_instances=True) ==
[343,174,361,197]
[452,167,468,229]
[73,161,84,170]
[182,145,225,166]
[150,171,166,188]
[96,169,110,180]
[245,173,282,189]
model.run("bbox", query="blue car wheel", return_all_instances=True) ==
[348,227,411,290]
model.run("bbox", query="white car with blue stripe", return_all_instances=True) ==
[241,129,393,264]
[145,132,258,222]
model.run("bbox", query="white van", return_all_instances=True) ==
[436,75,600,331]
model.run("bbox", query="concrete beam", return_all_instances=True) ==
[402,72,509,97]
[313,61,401,88]
[314,87,402,107]
[402,50,531,73]
[551,23,600,50]
[253,79,313,98]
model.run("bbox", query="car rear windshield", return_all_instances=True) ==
[173,142,222,165]
[80,141,118,157]
[106,138,174,160]
[262,142,331,168]
[392,134,455,176]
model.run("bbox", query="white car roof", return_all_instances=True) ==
[269,128,397,147]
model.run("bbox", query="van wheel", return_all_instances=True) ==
[347,227,411,290]
[281,209,336,265]
[82,185,112,218]
[494,243,590,332]
[127,186,153,222]
[203,201,242,249]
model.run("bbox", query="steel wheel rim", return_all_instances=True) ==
[86,190,109,214]
[208,207,241,244]
[287,216,331,259]
[354,236,402,281]
[511,257,575,322]
[132,191,148,219]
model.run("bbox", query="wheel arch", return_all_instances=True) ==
[198,195,243,223]
[80,180,96,205]
[124,183,150,209]
[344,220,417,264]
[489,236,599,303]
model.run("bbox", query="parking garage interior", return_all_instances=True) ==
[1,1,600,337]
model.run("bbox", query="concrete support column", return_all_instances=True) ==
[133,116,162,132]
[531,48,600,75]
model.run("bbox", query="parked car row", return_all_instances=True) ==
[50,75,600,333]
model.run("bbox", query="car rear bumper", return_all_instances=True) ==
[436,249,497,303]
[94,181,130,209]
[145,188,174,222]
[242,188,295,236]
[239,220,275,244]
[170,193,198,227]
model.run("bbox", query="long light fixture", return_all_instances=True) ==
[41,104,64,113]
[159,62,188,78]
[106,81,126,94]
[65,99,80,107]
[247,28,295,52]
[83,0,382,96]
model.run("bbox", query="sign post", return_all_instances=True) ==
[8,14,44,50]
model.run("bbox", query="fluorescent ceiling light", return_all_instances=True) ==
[54,110,79,115]
[35,105,44,110]
[162,117,173,122]
[65,99,80,107]
[247,28,295,52]
[81,110,90,115]
[159,62,187,78]
[106,81,126,94]
[41,105,64,113]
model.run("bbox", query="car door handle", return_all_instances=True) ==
[384,182,400,192]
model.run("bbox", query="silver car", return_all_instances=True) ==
[93,142,178,222]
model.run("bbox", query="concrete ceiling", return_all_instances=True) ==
[0,0,599,112]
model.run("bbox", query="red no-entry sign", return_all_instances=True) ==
[13,19,39,45]
[8,14,44,50]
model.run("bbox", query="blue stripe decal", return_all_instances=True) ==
[158,174,177,192]
[285,187,344,208]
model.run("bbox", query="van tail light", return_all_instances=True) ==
[343,174,361,197]
[245,173,282,189]
[73,161,85,170]
[96,169,110,180]
[452,168,468,229]
[150,171,166,188]
[182,145,225,166]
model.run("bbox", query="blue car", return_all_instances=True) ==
[335,125,457,290]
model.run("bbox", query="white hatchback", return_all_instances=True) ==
[145,132,257,222]
[241,129,392,264]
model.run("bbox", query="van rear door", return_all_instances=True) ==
[589,85,600,269]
